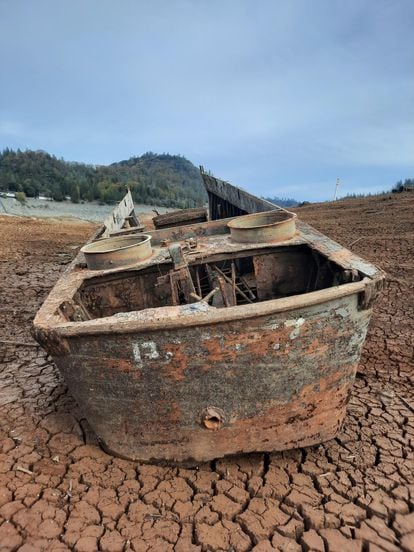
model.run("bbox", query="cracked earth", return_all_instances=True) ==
[0,193,413,551]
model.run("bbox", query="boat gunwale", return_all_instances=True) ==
[35,278,370,338]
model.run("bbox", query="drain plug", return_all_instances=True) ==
[201,407,225,430]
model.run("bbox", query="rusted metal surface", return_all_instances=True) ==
[227,210,297,243]
[33,180,385,464]
[153,207,208,229]
[48,293,371,463]
[80,234,152,270]
[200,169,384,280]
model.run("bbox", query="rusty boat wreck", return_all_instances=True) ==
[33,171,385,464]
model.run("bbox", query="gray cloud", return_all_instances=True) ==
[0,0,413,200]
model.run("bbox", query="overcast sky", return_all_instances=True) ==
[0,0,413,201]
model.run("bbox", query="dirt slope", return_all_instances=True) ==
[0,194,413,551]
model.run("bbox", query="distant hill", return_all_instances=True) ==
[262,196,298,207]
[0,149,206,209]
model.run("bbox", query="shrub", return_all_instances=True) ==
[15,191,26,204]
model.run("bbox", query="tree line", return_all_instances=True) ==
[393,178,414,193]
[340,178,414,200]
[262,196,298,207]
[0,149,207,209]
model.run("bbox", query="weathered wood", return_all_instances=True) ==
[201,286,219,303]
[349,236,363,248]
[200,167,284,219]
[217,276,237,307]
[169,268,196,305]
[167,245,197,305]
[169,272,180,306]
[153,208,208,229]
[229,262,238,304]
[168,244,187,270]
[195,266,202,298]
[206,265,224,307]
[148,217,232,246]
[239,275,256,300]
[16,466,34,475]
[101,189,141,237]
[108,225,146,237]
[213,264,253,304]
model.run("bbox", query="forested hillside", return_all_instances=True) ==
[0,149,206,208]
[262,196,298,207]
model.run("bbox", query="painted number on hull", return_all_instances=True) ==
[132,341,159,369]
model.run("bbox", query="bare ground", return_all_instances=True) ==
[0,193,413,552]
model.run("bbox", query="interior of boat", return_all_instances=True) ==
[59,244,361,322]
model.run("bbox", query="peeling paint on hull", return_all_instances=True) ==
[52,294,371,463]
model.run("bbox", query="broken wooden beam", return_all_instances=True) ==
[212,264,253,303]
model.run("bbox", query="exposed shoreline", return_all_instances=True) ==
[0,196,171,223]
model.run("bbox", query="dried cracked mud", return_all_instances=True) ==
[0,194,413,552]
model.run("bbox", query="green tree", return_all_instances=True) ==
[0,148,207,208]
[15,191,26,204]
[70,184,80,203]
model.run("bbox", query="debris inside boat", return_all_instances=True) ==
[33,171,385,464]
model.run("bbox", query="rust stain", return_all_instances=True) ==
[201,337,239,364]
[161,343,189,381]
[305,338,329,356]
[200,326,292,365]
[154,400,181,425]
[101,370,357,463]
[106,358,136,374]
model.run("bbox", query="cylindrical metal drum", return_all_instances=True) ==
[228,210,296,243]
[81,234,152,270]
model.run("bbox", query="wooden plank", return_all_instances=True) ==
[101,190,141,237]
[153,208,208,229]
[212,264,253,304]
[206,265,224,307]
[195,267,202,298]
[217,276,237,307]
[200,168,285,219]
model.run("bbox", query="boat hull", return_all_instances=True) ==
[51,292,371,464]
